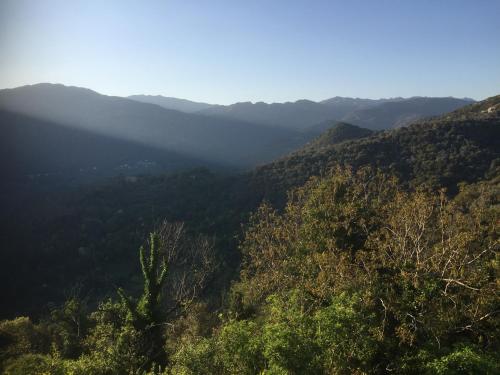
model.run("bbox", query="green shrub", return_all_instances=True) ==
[217,319,264,374]
[170,337,218,375]
[425,346,499,375]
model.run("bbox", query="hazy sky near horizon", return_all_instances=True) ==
[1,0,499,104]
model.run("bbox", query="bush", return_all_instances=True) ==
[170,337,218,375]
[2,353,64,375]
[315,293,377,373]
[0,317,49,367]
[217,319,263,374]
[425,346,499,375]
[261,292,321,374]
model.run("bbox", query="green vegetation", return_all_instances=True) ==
[250,104,500,204]
[165,167,499,374]
[0,96,499,373]
[1,167,497,374]
[302,122,373,150]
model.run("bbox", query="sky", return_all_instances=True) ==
[0,0,499,104]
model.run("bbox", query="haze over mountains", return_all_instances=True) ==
[0,84,297,176]
[0,83,476,181]
[130,92,472,130]
[1,83,499,373]
[2,0,499,370]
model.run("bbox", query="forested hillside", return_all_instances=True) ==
[0,95,498,374]
[249,96,500,204]
[2,0,498,372]
[301,122,373,149]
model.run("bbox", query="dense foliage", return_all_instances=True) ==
[0,96,499,373]
[1,167,498,374]
[164,168,499,374]
[250,109,500,204]
[0,169,254,319]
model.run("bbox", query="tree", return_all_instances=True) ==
[116,228,172,370]
[116,221,217,370]
[118,232,167,329]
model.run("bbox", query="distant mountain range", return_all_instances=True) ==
[0,84,297,178]
[0,86,497,319]
[0,83,476,181]
[128,94,473,131]
[194,96,473,131]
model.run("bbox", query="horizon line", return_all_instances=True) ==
[0,82,481,106]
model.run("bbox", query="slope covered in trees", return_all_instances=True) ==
[0,95,498,374]
[1,168,497,374]
[302,122,373,149]
[249,96,500,204]
[165,168,498,374]
[1,95,498,319]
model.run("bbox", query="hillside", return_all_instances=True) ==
[1,95,498,374]
[0,84,298,169]
[1,95,498,320]
[302,122,373,149]
[128,95,214,113]
[441,94,500,120]
[249,96,500,203]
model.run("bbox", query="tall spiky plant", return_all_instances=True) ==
[118,232,168,328]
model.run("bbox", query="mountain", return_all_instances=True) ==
[127,95,214,113]
[320,96,402,106]
[341,96,474,130]
[440,94,500,120]
[248,95,500,204]
[0,84,474,184]
[319,96,401,114]
[198,96,473,131]
[198,99,338,130]
[1,92,497,326]
[0,84,298,172]
[197,97,389,130]
[303,122,373,150]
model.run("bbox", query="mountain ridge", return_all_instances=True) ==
[0,83,299,169]
[247,94,499,204]
[198,94,474,130]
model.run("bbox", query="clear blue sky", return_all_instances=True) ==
[1,0,499,104]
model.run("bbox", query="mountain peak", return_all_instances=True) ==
[4,83,102,96]
[305,122,373,149]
